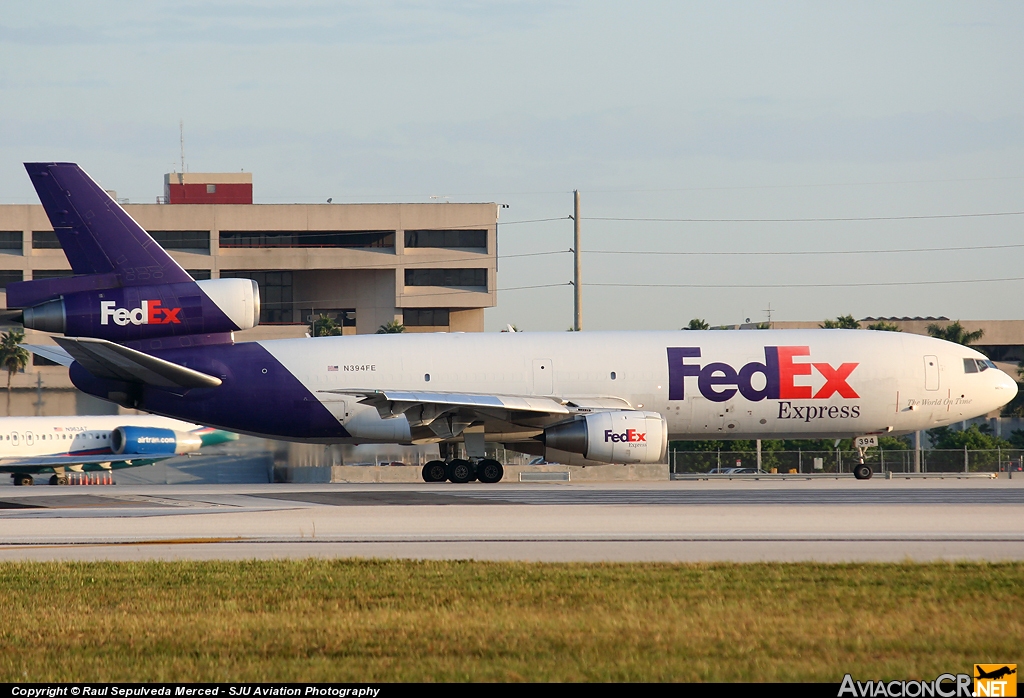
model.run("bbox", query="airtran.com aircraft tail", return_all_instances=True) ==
[13,162,1018,483]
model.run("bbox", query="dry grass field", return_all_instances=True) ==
[0,560,1020,682]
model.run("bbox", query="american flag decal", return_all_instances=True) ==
[327,366,338,371]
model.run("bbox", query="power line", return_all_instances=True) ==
[263,282,569,306]
[585,242,1024,257]
[587,211,1024,223]
[588,277,1024,290]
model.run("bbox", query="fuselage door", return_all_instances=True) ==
[924,355,939,391]
[25,431,34,446]
[532,358,553,395]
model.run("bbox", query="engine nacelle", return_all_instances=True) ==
[110,427,202,456]
[543,411,668,464]
[20,278,260,341]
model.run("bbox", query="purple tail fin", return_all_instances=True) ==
[24,163,193,286]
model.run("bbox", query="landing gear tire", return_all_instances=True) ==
[49,474,69,486]
[476,459,504,484]
[12,473,33,486]
[447,459,475,484]
[854,464,873,480]
[422,460,448,483]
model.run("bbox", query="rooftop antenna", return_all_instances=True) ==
[763,302,774,328]
[178,119,185,183]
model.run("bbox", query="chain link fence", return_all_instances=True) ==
[668,448,1024,475]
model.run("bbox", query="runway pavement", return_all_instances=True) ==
[0,478,1022,562]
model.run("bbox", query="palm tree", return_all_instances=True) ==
[684,318,709,330]
[0,329,29,411]
[820,315,860,329]
[926,321,983,347]
[376,320,405,334]
[310,313,342,337]
[866,321,902,332]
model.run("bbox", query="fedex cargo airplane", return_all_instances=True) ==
[0,414,237,486]
[12,163,1019,483]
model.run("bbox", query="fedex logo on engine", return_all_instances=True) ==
[605,429,646,443]
[100,300,182,326]
[667,346,859,403]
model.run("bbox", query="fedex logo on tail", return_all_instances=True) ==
[100,300,182,326]
[667,346,859,403]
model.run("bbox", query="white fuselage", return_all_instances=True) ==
[0,415,201,458]
[260,329,1017,443]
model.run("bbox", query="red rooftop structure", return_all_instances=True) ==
[163,172,252,204]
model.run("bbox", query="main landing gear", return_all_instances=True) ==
[421,458,505,484]
[12,473,33,486]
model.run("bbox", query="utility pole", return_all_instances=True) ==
[573,189,581,331]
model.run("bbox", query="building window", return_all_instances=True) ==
[206,184,216,194]
[32,270,74,280]
[221,270,293,323]
[32,231,61,249]
[0,270,23,289]
[301,308,355,327]
[186,269,212,280]
[405,229,487,249]
[150,231,210,251]
[0,232,22,252]
[33,354,60,367]
[403,308,450,327]
[218,231,395,249]
[404,268,487,288]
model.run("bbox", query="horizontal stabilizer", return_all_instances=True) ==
[53,336,222,389]
[21,344,75,367]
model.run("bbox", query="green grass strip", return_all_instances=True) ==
[0,560,1020,682]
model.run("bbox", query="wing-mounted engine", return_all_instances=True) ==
[110,427,202,456]
[542,411,669,464]
[17,278,260,342]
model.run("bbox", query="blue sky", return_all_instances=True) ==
[2,1,1022,330]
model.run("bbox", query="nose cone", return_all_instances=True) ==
[989,369,1019,411]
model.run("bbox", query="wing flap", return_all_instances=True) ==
[21,344,75,367]
[53,336,222,389]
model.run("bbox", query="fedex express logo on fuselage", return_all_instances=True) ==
[100,300,182,326]
[667,346,859,403]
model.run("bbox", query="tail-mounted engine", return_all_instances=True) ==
[17,278,260,341]
[543,410,668,464]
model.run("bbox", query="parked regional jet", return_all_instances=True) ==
[11,163,1019,483]
[0,414,237,485]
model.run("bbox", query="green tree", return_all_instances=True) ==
[376,320,406,334]
[927,424,1008,450]
[866,321,902,332]
[0,329,28,396]
[684,318,709,330]
[926,320,984,347]
[310,313,342,337]
[820,315,860,329]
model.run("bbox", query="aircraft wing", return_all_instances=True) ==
[320,389,635,438]
[0,454,163,474]
[53,336,222,389]
[321,388,573,418]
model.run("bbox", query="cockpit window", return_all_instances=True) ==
[965,358,997,373]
